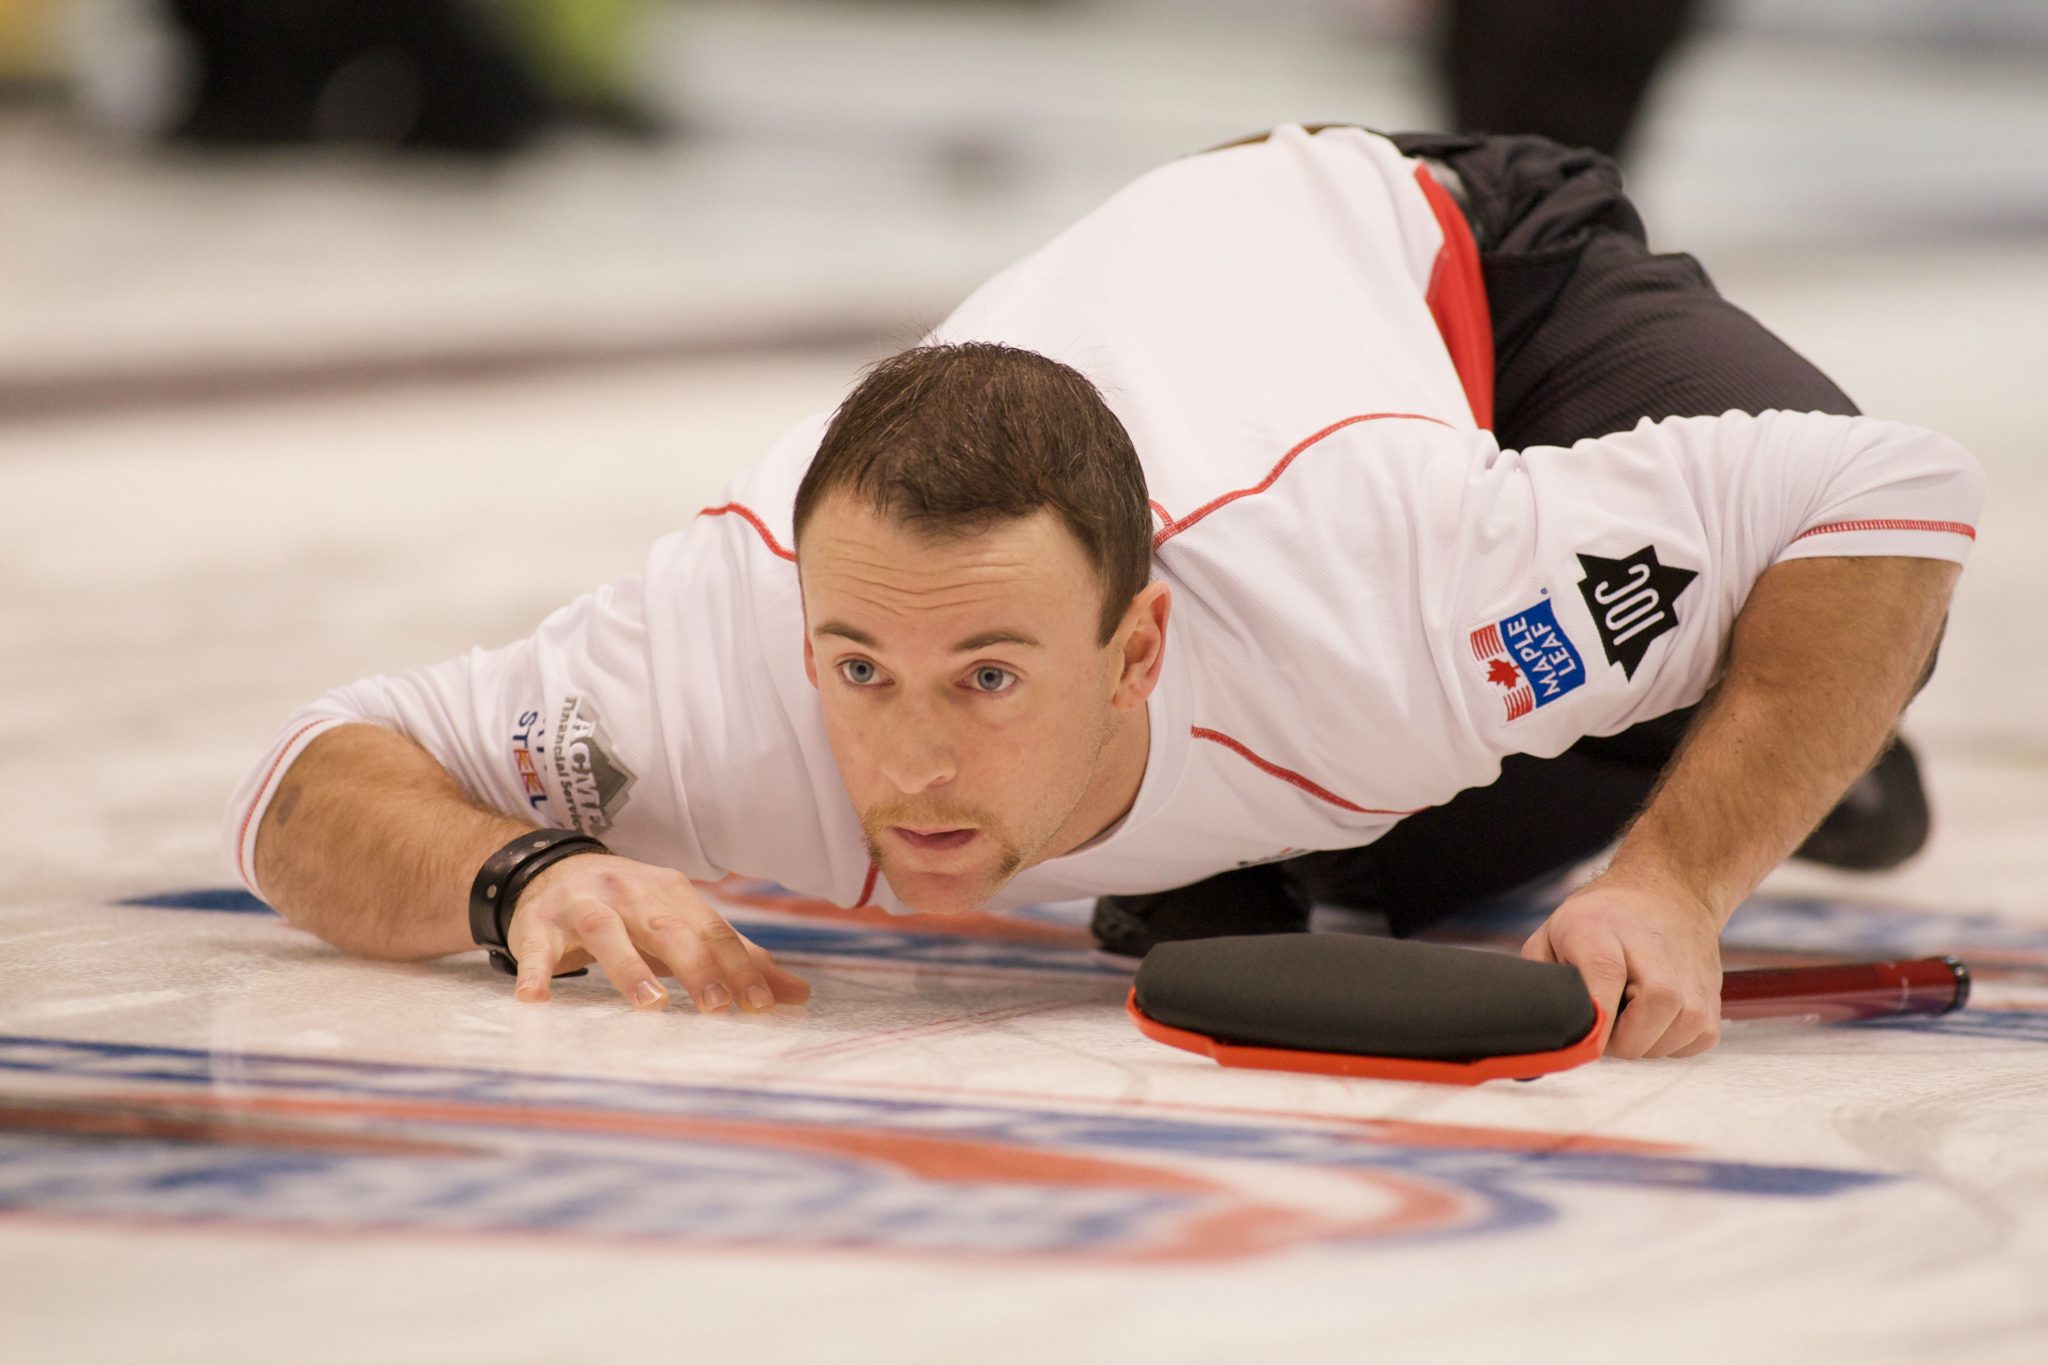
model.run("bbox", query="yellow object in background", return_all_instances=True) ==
[510,0,649,105]
[0,0,63,82]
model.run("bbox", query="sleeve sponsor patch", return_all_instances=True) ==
[553,696,636,835]
[1574,546,1698,680]
[508,698,637,833]
[511,709,550,813]
[1468,597,1587,723]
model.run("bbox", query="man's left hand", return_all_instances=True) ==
[1521,872,1724,1059]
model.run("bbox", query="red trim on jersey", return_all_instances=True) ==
[854,862,879,909]
[1147,498,1173,525]
[236,719,330,891]
[698,502,796,561]
[1190,726,1420,817]
[1412,163,1494,431]
[1152,412,1451,549]
[1791,518,1976,543]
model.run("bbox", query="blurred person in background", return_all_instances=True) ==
[1437,0,1704,163]
[65,0,655,153]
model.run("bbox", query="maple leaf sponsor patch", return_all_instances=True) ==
[1468,598,1587,723]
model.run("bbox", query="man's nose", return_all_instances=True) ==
[877,698,955,795]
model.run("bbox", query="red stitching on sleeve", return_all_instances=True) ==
[236,719,331,892]
[1152,412,1451,549]
[1792,518,1976,543]
[1190,726,1420,816]
[699,503,797,561]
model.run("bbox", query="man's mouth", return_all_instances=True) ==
[889,826,980,854]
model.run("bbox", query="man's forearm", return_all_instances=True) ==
[254,723,535,960]
[1605,555,1961,920]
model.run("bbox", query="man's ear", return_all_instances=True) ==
[1111,582,1172,711]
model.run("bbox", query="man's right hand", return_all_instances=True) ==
[507,855,812,1013]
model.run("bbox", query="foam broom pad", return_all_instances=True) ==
[1129,934,1604,1083]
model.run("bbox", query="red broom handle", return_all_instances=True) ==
[1718,955,1969,1022]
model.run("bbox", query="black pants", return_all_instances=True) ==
[1264,133,1858,936]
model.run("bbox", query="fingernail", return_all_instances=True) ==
[746,985,775,1011]
[634,981,666,1008]
[700,983,731,1011]
[515,978,544,1002]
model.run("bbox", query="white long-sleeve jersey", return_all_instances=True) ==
[225,125,1985,914]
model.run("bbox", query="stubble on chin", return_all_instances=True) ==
[861,827,1027,905]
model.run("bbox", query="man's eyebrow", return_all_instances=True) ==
[951,629,1043,652]
[811,621,1043,652]
[813,620,880,648]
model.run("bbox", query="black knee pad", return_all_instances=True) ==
[1091,863,1311,958]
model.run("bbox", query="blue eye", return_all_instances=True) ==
[838,659,880,686]
[970,666,1016,694]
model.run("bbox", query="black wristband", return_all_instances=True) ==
[468,828,611,977]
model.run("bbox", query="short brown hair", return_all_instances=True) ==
[793,342,1152,643]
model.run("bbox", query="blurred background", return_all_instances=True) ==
[3,1,2045,900]
[5,0,2046,417]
